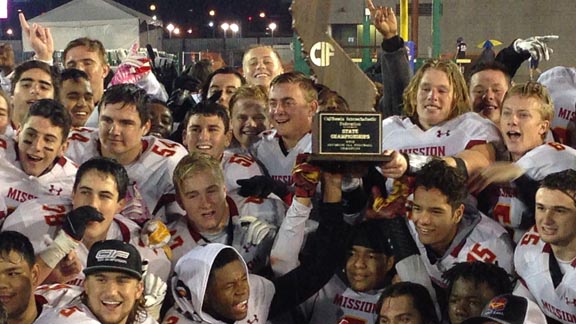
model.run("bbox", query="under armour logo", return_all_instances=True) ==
[247,314,259,324]
[565,297,576,306]
[243,243,251,253]
[49,185,63,195]
[436,130,450,137]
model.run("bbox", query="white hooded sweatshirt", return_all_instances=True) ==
[163,244,275,324]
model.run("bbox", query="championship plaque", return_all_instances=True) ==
[312,112,384,161]
[292,0,391,168]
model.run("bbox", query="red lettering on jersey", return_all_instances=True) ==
[59,305,81,317]
[69,133,89,142]
[547,142,565,151]
[519,233,540,246]
[245,196,264,204]
[558,107,576,122]
[152,144,176,157]
[0,138,6,149]
[43,204,67,226]
[7,188,37,202]
[229,154,255,167]
[466,243,497,263]
[170,234,184,250]
[158,139,179,148]
[42,205,66,213]
[75,127,95,133]
[164,316,180,324]
[493,204,511,225]
[36,283,70,291]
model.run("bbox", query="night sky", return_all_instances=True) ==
[6,0,293,38]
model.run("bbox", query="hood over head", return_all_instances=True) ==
[171,243,249,322]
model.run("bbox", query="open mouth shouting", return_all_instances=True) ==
[506,130,521,142]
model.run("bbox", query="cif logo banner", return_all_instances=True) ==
[311,42,335,67]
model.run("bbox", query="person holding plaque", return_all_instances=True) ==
[366,2,503,210]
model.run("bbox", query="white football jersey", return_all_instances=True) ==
[2,196,171,285]
[251,130,312,185]
[491,143,576,241]
[35,299,158,324]
[167,197,278,273]
[65,128,187,223]
[515,227,576,323]
[381,113,504,201]
[0,135,76,217]
[221,150,265,206]
[538,66,576,146]
[382,112,503,156]
[35,283,83,310]
[409,209,515,287]
[299,275,381,324]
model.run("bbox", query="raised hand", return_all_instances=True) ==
[19,12,54,62]
[514,35,559,61]
[292,154,321,198]
[366,0,398,39]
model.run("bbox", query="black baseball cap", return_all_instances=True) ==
[83,240,143,280]
[462,294,546,324]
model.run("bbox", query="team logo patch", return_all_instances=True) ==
[95,249,130,264]
[487,297,508,311]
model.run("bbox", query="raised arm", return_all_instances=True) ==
[367,0,412,117]
[19,12,54,63]
[269,171,349,317]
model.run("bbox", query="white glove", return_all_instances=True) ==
[513,35,559,61]
[38,230,79,269]
[140,219,171,249]
[142,261,167,319]
[236,216,277,245]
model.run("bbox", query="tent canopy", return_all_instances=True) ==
[25,0,161,51]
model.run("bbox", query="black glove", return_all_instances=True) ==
[61,206,104,240]
[237,175,290,199]
[386,216,420,262]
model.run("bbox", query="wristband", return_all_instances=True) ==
[38,230,79,269]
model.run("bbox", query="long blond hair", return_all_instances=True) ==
[402,59,470,121]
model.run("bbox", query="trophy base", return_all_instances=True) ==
[308,154,391,162]
[306,154,391,174]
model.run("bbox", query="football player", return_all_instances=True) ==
[65,83,188,224]
[3,157,171,288]
[0,99,76,217]
[469,82,576,242]
[514,169,576,322]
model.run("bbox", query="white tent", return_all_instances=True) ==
[24,0,163,51]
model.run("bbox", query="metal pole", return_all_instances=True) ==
[432,0,441,57]
[411,0,419,57]
[361,6,371,70]
[400,0,408,41]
